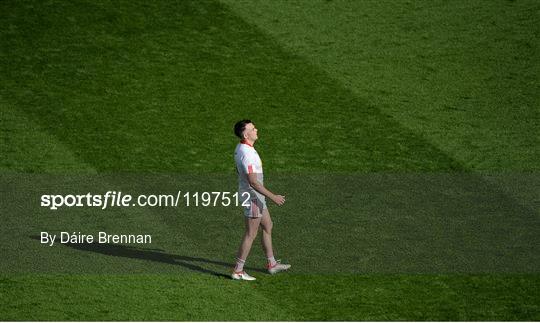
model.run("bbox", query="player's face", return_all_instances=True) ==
[244,123,258,141]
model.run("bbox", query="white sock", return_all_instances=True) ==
[234,258,245,272]
[267,256,277,267]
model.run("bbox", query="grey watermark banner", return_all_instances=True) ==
[0,173,538,274]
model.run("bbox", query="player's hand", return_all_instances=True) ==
[272,194,286,206]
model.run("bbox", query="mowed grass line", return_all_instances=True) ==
[0,274,538,321]
[1,0,464,173]
[221,0,540,171]
[0,101,96,173]
[1,0,538,321]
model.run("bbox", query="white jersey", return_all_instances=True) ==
[234,141,264,202]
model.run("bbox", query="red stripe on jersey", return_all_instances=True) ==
[240,139,253,147]
[248,165,253,174]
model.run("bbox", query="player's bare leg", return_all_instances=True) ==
[260,208,291,274]
[260,209,274,260]
[232,216,261,280]
[237,216,262,261]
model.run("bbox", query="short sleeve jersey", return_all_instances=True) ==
[234,141,264,200]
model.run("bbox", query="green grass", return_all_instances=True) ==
[1,0,466,173]
[1,274,539,321]
[222,0,540,171]
[1,174,538,274]
[1,0,538,320]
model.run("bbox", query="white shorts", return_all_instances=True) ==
[243,197,267,218]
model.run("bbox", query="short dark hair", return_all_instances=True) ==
[234,119,252,138]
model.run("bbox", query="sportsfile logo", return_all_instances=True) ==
[40,191,251,210]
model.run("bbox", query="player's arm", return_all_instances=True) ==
[247,173,285,206]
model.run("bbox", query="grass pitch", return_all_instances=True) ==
[1,0,539,320]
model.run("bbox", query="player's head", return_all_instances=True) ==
[234,119,258,142]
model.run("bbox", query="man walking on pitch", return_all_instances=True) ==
[232,119,291,281]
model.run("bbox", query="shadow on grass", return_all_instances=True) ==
[30,235,265,278]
